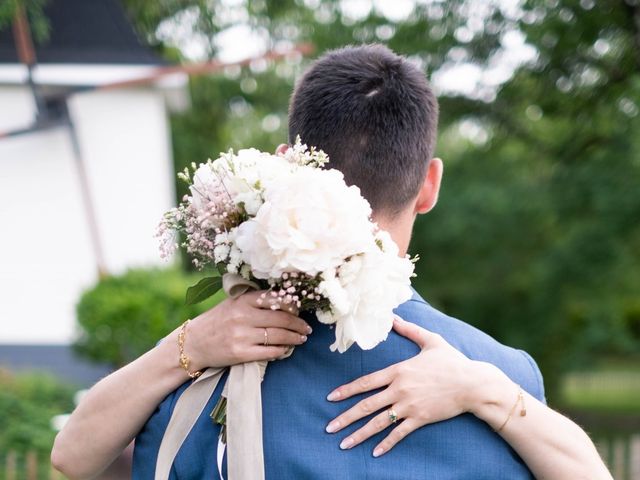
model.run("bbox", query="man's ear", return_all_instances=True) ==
[276,144,289,155]
[414,158,443,215]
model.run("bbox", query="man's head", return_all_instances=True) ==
[287,44,442,222]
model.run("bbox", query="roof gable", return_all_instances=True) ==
[0,0,165,65]
[0,344,113,388]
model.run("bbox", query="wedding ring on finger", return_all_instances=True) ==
[388,409,399,424]
[263,328,269,346]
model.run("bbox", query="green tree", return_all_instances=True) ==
[3,0,638,400]
[75,267,219,367]
[0,369,75,477]
[144,0,640,399]
[410,0,640,395]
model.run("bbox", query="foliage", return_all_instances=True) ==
[409,0,640,395]
[120,0,640,400]
[3,0,638,400]
[0,0,50,42]
[0,369,74,454]
[75,267,222,367]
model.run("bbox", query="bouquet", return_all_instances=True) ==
[157,137,416,353]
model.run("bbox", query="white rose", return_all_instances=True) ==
[190,150,293,218]
[235,167,374,279]
[326,239,414,353]
[232,191,261,216]
[224,149,294,215]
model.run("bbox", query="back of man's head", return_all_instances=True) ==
[288,44,439,214]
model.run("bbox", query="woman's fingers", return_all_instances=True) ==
[326,389,395,433]
[241,291,310,334]
[336,407,404,451]
[392,316,440,350]
[327,365,396,402]
[372,418,420,458]
[257,327,307,347]
[254,310,312,336]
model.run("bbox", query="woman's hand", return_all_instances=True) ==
[325,317,494,458]
[186,290,313,371]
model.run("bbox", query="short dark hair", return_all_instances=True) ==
[288,44,439,214]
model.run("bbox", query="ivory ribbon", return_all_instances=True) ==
[155,273,292,480]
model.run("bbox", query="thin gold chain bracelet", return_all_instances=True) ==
[495,385,527,433]
[178,319,203,379]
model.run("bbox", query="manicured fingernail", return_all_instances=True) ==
[326,390,340,401]
[340,437,354,449]
[325,420,339,433]
[301,335,307,342]
[373,447,384,457]
[306,325,313,334]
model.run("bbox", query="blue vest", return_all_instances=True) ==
[133,291,545,479]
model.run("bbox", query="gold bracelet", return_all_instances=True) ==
[494,385,527,433]
[178,320,203,379]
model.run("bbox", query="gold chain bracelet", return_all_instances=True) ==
[495,385,527,433]
[178,319,203,379]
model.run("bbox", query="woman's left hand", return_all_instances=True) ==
[325,316,498,458]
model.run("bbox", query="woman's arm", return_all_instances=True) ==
[325,317,611,480]
[471,366,610,480]
[51,291,311,480]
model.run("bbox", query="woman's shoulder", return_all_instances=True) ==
[396,294,546,403]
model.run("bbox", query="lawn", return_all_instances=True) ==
[560,359,640,414]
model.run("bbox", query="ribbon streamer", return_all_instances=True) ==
[155,273,292,480]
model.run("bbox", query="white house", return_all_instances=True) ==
[0,0,187,347]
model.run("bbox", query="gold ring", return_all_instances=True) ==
[263,328,269,346]
[388,409,398,424]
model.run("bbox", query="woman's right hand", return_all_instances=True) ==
[185,290,312,370]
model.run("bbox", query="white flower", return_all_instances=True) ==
[322,238,415,353]
[235,167,374,279]
[228,245,242,270]
[190,150,294,218]
[280,136,329,167]
[190,163,227,211]
[234,191,263,216]
[213,244,230,263]
[318,269,350,316]
[223,149,294,215]
[375,229,400,256]
[214,231,230,245]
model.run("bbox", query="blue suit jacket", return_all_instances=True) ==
[133,291,545,479]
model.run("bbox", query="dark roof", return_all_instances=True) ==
[0,344,113,388]
[0,0,165,65]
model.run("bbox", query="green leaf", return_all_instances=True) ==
[185,276,222,305]
[216,262,227,276]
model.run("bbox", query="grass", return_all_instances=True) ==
[560,360,640,414]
